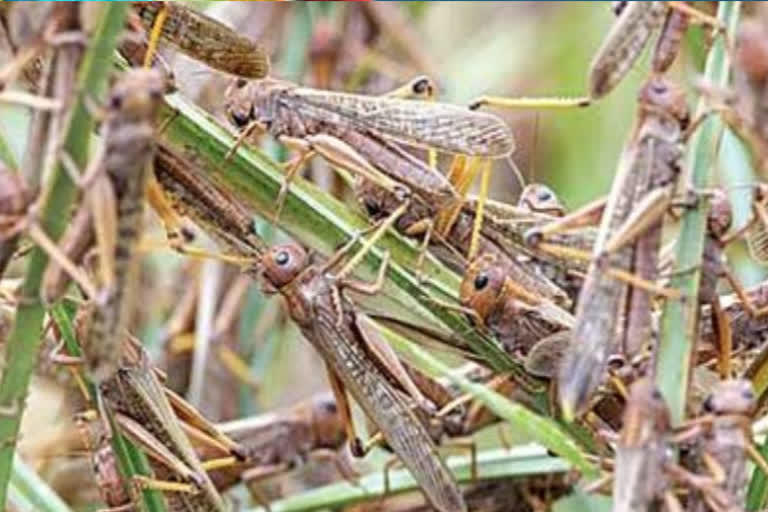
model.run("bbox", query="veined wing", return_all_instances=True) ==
[291,87,515,158]
[306,301,466,512]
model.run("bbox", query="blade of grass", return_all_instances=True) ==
[0,122,18,169]
[748,438,768,510]
[654,1,741,426]
[158,91,518,373]
[0,4,130,507]
[49,302,167,512]
[248,446,570,512]
[553,489,612,512]
[8,455,71,512]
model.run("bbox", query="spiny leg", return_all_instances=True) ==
[469,94,591,112]
[468,159,491,261]
[331,200,407,283]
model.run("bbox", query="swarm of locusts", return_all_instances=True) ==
[6,2,768,511]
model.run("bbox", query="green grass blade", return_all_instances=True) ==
[748,437,768,510]
[0,5,130,507]
[0,122,18,169]
[7,455,71,512]
[654,1,741,426]
[248,446,569,512]
[553,489,612,512]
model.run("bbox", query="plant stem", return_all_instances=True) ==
[654,1,741,426]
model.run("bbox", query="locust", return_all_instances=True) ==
[253,239,467,512]
[97,340,230,511]
[75,410,133,511]
[465,183,597,303]
[149,141,465,511]
[152,144,266,259]
[223,76,514,241]
[208,392,348,493]
[683,379,764,512]
[555,77,690,420]
[590,1,722,99]
[130,1,270,79]
[54,302,243,511]
[73,68,165,384]
[612,378,674,512]
[459,253,575,372]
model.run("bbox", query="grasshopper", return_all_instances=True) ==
[130,1,270,79]
[98,342,230,511]
[223,76,514,229]
[556,77,690,420]
[683,379,762,512]
[459,253,575,370]
[72,68,165,384]
[590,2,722,99]
[152,144,266,259]
[612,378,672,512]
[465,183,597,303]
[55,303,242,511]
[75,410,133,511]
[149,142,465,511]
[254,239,467,512]
[209,392,348,493]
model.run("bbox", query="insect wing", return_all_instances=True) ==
[292,87,515,158]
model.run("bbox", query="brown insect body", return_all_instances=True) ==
[85,68,165,384]
[559,77,689,419]
[613,378,671,512]
[589,2,667,98]
[132,2,270,79]
[101,344,228,511]
[153,145,265,257]
[652,8,689,74]
[460,253,574,360]
[257,244,466,512]
[75,413,132,509]
[232,79,514,158]
[690,379,756,512]
[209,392,346,491]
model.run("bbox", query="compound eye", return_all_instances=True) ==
[275,250,290,266]
[538,189,552,201]
[474,273,489,291]
[229,109,251,129]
